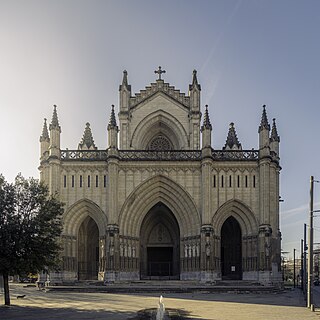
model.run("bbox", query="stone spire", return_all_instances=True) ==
[201,105,212,149]
[189,69,201,91]
[49,105,60,131]
[270,118,280,142]
[108,105,119,149]
[78,122,97,150]
[119,70,131,91]
[223,122,242,150]
[108,105,117,129]
[258,105,270,133]
[40,118,49,142]
[201,105,212,131]
[40,118,50,160]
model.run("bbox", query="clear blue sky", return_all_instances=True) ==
[1,0,319,258]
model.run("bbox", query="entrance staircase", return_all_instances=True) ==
[47,280,281,294]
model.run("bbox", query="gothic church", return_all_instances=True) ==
[39,68,282,284]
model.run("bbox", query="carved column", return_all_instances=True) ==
[200,224,216,282]
[104,224,120,282]
[258,224,272,271]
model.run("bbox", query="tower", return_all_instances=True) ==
[48,105,61,194]
[119,70,131,149]
[189,70,201,149]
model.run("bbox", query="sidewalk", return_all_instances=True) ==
[0,284,319,319]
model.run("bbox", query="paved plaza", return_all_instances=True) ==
[1,284,320,319]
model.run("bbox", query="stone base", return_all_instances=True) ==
[200,271,220,283]
[242,271,259,281]
[104,271,120,283]
[119,271,140,281]
[180,271,201,280]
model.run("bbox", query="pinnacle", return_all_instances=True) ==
[189,69,201,91]
[119,70,131,91]
[271,118,280,142]
[78,122,97,150]
[40,118,49,142]
[49,105,61,131]
[108,105,118,129]
[258,105,270,132]
[223,122,242,150]
[201,105,212,131]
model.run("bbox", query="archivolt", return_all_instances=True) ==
[212,199,258,236]
[62,199,108,236]
[130,110,189,149]
[119,175,200,237]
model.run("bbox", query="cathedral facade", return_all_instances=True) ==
[39,68,282,284]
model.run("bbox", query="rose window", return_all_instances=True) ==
[149,135,172,150]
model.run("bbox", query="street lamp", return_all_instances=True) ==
[307,176,320,310]
[293,249,296,288]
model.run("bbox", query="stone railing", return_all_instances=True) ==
[60,149,259,162]
[211,150,259,161]
[118,150,202,161]
[60,150,108,161]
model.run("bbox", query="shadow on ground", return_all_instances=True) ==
[0,305,136,320]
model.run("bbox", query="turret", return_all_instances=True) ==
[78,122,97,150]
[258,105,270,158]
[40,118,50,160]
[270,118,280,159]
[201,105,212,149]
[223,122,242,150]
[49,105,61,158]
[189,69,201,112]
[119,70,131,113]
[108,105,119,149]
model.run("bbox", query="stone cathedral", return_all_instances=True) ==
[39,68,282,284]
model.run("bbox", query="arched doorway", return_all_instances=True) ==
[78,216,99,280]
[221,216,242,280]
[140,203,180,279]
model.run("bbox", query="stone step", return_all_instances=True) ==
[47,280,280,294]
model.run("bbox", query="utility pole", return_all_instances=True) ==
[301,239,304,290]
[307,176,314,309]
[304,223,307,298]
[293,249,296,288]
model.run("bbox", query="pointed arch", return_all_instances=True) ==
[130,109,189,150]
[119,175,200,237]
[63,199,108,236]
[212,199,258,236]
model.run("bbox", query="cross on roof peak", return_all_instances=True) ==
[154,66,166,80]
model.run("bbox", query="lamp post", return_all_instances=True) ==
[301,239,304,290]
[304,223,307,298]
[293,249,296,288]
[307,176,320,310]
[307,176,314,309]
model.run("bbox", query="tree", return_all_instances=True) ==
[0,174,64,305]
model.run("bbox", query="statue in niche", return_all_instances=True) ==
[109,237,114,256]
[100,240,104,257]
[132,246,136,258]
[196,243,200,257]
[206,240,211,257]
[192,244,196,257]
[184,244,188,258]
[188,244,191,258]
[128,245,132,257]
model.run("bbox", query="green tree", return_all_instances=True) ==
[0,174,64,305]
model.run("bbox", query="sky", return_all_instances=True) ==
[1,0,320,258]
